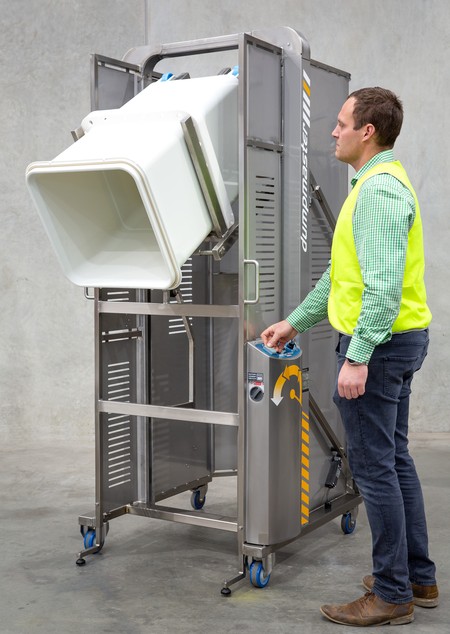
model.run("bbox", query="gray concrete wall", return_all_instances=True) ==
[0,0,145,442]
[146,0,450,434]
[1,0,448,441]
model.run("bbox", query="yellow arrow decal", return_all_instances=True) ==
[271,364,302,406]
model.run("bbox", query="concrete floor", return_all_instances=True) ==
[1,437,448,633]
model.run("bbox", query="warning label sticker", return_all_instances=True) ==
[248,372,264,384]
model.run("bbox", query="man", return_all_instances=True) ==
[261,87,438,626]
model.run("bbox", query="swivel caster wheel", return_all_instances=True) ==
[80,525,94,538]
[83,529,97,549]
[341,512,357,534]
[190,488,207,510]
[80,522,109,543]
[249,561,271,588]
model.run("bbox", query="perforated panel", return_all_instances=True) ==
[168,260,193,336]
[99,288,140,511]
[309,200,335,368]
[254,175,277,310]
[105,414,132,489]
[246,148,281,333]
[310,206,333,287]
[106,360,131,401]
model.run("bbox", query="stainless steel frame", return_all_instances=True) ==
[76,27,362,594]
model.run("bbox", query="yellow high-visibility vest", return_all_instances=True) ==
[328,161,432,334]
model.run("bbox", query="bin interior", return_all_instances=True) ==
[28,168,175,289]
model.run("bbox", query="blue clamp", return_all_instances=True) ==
[231,65,239,77]
[159,72,174,82]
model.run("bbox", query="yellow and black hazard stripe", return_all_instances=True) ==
[300,409,310,525]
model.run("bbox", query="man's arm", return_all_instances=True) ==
[261,263,331,351]
[286,262,331,331]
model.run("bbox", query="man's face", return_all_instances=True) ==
[331,97,366,167]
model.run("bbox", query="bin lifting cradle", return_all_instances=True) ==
[25,26,362,594]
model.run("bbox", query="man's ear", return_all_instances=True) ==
[363,123,376,141]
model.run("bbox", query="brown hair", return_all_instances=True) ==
[348,87,403,148]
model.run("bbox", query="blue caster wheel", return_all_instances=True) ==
[80,522,109,541]
[190,489,206,510]
[249,561,271,588]
[341,512,356,534]
[80,525,94,538]
[77,523,108,565]
[83,529,96,549]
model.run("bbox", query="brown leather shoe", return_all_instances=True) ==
[363,575,439,608]
[320,592,414,626]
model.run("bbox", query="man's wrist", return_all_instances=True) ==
[346,334,374,365]
[346,358,368,366]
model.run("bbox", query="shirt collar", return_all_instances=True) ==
[351,149,395,187]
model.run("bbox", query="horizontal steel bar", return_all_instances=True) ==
[245,33,283,56]
[159,33,239,57]
[79,506,128,527]
[129,503,238,532]
[299,493,362,536]
[98,400,239,427]
[93,53,141,73]
[212,469,238,478]
[98,301,239,318]
[78,514,96,527]
[154,475,211,503]
[246,138,283,152]
[101,329,142,342]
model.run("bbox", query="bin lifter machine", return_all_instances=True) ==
[26,26,362,594]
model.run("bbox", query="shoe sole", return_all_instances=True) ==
[320,607,414,626]
[362,581,439,609]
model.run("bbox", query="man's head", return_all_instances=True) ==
[332,87,403,170]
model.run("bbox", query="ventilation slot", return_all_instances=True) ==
[310,203,334,342]
[254,175,277,309]
[106,367,132,488]
[107,361,131,402]
[106,414,132,489]
[310,207,333,287]
[169,259,193,336]
[104,290,132,302]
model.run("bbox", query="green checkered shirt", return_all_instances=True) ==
[287,150,417,363]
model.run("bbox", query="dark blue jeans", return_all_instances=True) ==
[333,329,436,604]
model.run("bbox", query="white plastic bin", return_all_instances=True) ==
[119,74,239,204]
[26,74,238,290]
